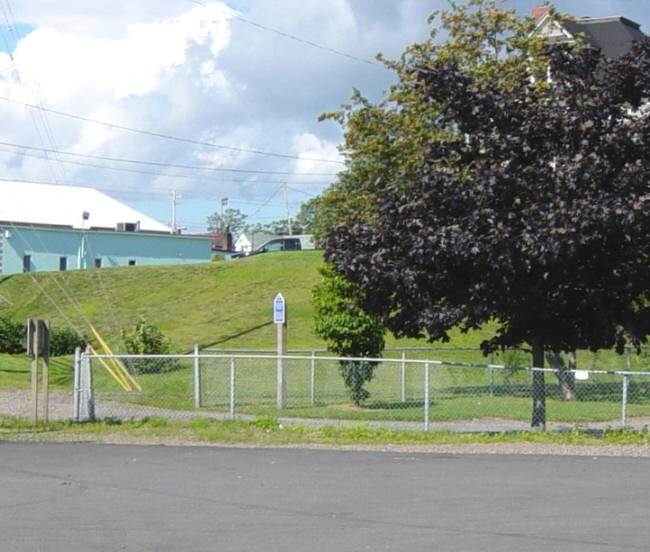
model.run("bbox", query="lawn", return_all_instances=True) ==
[89,355,650,424]
[1,252,648,425]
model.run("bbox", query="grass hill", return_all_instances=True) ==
[0,252,320,351]
[0,252,644,375]
[0,251,486,353]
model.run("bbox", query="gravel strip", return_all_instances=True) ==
[3,432,648,457]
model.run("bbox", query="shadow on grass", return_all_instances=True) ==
[202,320,274,348]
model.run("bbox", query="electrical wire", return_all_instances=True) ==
[187,0,384,68]
[0,94,345,165]
[0,139,339,176]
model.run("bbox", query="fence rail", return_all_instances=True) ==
[74,350,650,432]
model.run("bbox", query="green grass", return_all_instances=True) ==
[1,415,648,447]
[87,359,650,424]
[0,353,73,389]
[1,252,648,425]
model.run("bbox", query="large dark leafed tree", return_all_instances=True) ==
[322,1,650,428]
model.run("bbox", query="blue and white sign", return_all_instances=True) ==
[273,293,286,325]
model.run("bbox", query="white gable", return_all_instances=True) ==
[0,181,170,233]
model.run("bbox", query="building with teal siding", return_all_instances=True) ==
[0,181,212,275]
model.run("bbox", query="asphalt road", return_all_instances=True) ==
[0,443,648,551]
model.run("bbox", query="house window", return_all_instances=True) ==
[128,260,136,266]
[23,255,31,273]
[59,257,67,271]
[94,258,102,269]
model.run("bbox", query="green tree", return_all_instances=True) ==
[322,1,650,429]
[206,208,248,236]
[312,264,385,405]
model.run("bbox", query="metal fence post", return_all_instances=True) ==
[193,344,201,409]
[621,375,629,427]
[488,352,494,397]
[79,349,95,422]
[229,356,236,420]
[424,362,430,431]
[401,352,406,403]
[73,347,81,421]
[310,351,316,406]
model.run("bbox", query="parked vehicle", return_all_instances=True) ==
[232,234,315,258]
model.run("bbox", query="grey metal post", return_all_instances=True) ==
[73,347,81,421]
[229,356,236,420]
[79,348,95,422]
[310,351,316,406]
[424,363,430,431]
[488,352,494,397]
[621,375,629,427]
[277,324,287,409]
[193,344,201,409]
[400,351,406,403]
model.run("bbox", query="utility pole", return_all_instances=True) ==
[220,197,228,217]
[282,183,293,236]
[171,191,181,234]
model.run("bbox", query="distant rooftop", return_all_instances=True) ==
[563,16,646,58]
[533,5,646,59]
[0,181,170,233]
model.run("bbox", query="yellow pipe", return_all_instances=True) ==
[89,345,131,391]
[90,325,142,392]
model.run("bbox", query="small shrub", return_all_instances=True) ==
[121,318,180,374]
[0,315,25,354]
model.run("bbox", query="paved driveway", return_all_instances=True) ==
[0,442,648,551]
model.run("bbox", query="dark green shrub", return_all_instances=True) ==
[0,315,25,354]
[312,264,385,405]
[121,318,180,374]
[50,327,86,356]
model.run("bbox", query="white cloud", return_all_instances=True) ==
[0,0,440,228]
[291,133,342,185]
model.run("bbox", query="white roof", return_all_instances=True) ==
[0,181,170,233]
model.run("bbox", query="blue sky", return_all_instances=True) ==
[0,23,34,53]
[0,1,647,233]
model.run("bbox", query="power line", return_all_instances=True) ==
[0,146,332,187]
[188,0,384,68]
[0,94,345,165]
[0,139,339,176]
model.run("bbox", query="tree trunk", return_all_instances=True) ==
[546,351,577,401]
[531,340,546,430]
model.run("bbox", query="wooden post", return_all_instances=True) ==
[29,319,39,424]
[274,293,287,410]
[27,318,50,423]
[41,320,50,423]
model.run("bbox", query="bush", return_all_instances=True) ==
[50,327,86,356]
[312,264,385,405]
[0,315,25,354]
[121,318,179,374]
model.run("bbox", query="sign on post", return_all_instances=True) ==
[273,293,286,325]
[274,293,287,409]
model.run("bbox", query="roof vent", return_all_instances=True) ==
[116,222,138,232]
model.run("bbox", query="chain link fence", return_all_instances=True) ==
[74,349,650,431]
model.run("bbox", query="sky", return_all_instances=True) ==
[0,0,647,233]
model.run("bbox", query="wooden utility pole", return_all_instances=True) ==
[27,319,50,423]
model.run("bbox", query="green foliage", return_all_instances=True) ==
[312,264,385,404]
[0,315,24,354]
[206,208,248,236]
[122,317,172,355]
[316,0,548,240]
[49,327,86,356]
[121,318,177,374]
